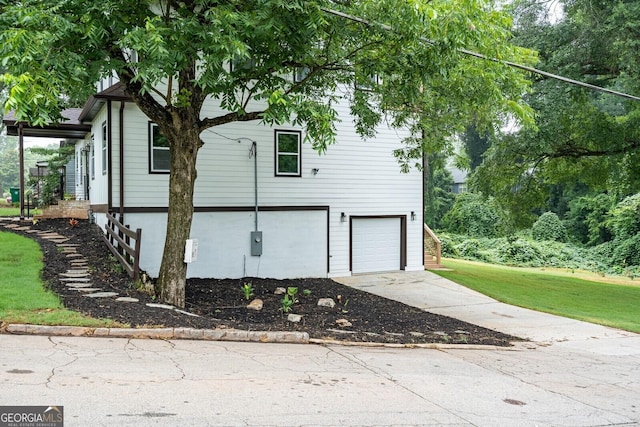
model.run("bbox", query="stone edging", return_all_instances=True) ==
[2,324,309,344]
[1,323,527,350]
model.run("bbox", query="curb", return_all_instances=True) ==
[1,323,525,349]
[3,324,309,344]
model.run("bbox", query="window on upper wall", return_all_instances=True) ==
[90,135,95,180]
[275,130,301,177]
[294,67,311,83]
[149,123,170,173]
[101,122,107,175]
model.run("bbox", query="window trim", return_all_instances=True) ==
[101,121,107,175]
[274,130,302,177]
[148,122,171,174]
[90,135,95,180]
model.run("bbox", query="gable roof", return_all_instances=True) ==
[79,82,131,122]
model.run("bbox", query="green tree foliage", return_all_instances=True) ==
[0,0,534,306]
[441,192,510,238]
[607,194,640,241]
[27,145,75,206]
[473,0,640,223]
[531,211,567,242]
[423,153,455,229]
[0,134,19,195]
[565,193,613,246]
[461,122,491,171]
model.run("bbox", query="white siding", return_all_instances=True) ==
[94,86,424,279]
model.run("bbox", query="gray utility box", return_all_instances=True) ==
[251,231,263,256]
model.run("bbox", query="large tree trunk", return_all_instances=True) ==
[156,119,202,308]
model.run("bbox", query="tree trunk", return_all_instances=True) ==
[156,121,202,308]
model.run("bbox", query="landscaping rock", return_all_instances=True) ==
[274,287,286,295]
[287,314,302,323]
[247,299,264,311]
[317,298,336,308]
[335,318,352,327]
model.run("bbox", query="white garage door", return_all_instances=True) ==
[352,217,401,274]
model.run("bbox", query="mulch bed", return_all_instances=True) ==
[2,218,521,346]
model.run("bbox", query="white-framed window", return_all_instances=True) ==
[149,123,170,173]
[90,135,95,180]
[355,72,381,91]
[294,67,311,83]
[275,130,301,176]
[101,121,107,175]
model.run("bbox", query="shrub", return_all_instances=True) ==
[531,212,567,242]
[566,193,613,245]
[438,234,458,257]
[611,234,640,268]
[441,192,509,238]
[456,239,481,259]
[607,194,640,240]
[497,238,543,265]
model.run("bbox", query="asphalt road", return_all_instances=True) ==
[1,334,638,426]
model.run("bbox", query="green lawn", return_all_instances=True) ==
[436,258,640,333]
[0,231,120,326]
[0,207,42,217]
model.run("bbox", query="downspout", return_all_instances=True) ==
[119,102,125,221]
[251,141,258,231]
[18,123,24,220]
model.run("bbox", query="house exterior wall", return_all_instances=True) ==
[87,87,424,279]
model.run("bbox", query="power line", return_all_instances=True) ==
[320,7,640,102]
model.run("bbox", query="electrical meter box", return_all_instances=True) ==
[251,231,263,256]
[184,239,198,263]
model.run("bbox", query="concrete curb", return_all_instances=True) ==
[3,323,309,344]
[2,323,525,349]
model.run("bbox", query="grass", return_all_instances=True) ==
[0,231,122,327]
[0,206,42,217]
[436,258,640,333]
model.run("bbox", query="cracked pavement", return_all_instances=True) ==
[1,334,639,426]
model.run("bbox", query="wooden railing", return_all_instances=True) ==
[424,223,442,267]
[102,212,142,281]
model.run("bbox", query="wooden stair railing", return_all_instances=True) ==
[424,223,443,269]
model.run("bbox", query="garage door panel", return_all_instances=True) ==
[352,218,401,273]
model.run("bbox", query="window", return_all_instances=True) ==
[275,130,301,176]
[90,135,95,180]
[149,123,170,173]
[355,70,381,91]
[101,122,107,175]
[294,67,311,83]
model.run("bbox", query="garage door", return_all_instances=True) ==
[352,217,401,274]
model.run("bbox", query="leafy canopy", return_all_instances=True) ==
[1,0,534,159]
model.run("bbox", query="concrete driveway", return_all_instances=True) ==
[1,271,639,426]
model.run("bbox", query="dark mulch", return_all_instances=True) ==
[3,218,522,346]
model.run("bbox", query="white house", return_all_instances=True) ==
[6,81,425,279]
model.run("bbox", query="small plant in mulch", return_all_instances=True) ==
[240,282,255,300]
[280,287,299,313]
[68,218,79,227]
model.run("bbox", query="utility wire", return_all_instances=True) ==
[320,7,640,102]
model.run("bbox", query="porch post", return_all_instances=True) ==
[18,123,25,220]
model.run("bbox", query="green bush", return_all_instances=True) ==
[607,194,640,240]
[441,192,509,238]
[456,239,481,258]
[497,238,543,265]
[566,193,613,245]
[611,234,640,267]
[531,212,567,242]
[438,234,459,257]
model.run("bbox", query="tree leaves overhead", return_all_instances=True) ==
[473,0,640,222]
[1,0,534,156]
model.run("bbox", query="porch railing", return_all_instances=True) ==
[424,223,442,268]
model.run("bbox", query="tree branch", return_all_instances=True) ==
[199,111,264,132]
